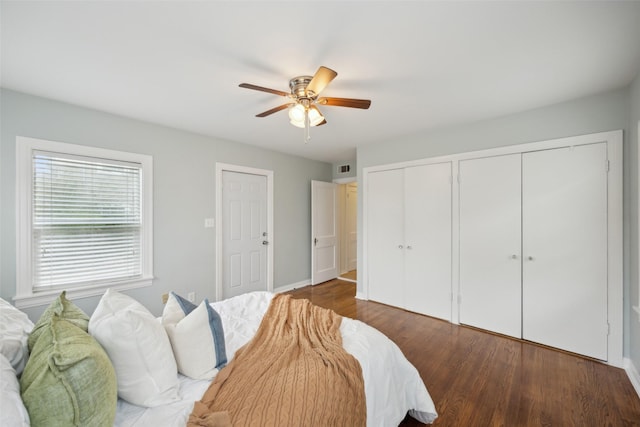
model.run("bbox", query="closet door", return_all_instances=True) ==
[367,169,404,308]
[522,143,608,360]
[459,154,522,338]
[404,163,452,320]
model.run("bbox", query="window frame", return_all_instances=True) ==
[15,136,154,308]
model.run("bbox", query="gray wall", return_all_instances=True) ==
[356,87,635,358]
[629,73,640,370]
[0,89,333,320]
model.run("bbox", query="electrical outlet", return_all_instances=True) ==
[161,293,169,304]
[187,292,196,303]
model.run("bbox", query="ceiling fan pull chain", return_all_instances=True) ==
[305,109,311,143]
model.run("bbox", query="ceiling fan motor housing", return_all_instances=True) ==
[289,76,315,100]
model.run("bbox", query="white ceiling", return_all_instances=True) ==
[2,1,640,164]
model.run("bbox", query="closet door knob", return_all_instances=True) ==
[527,256,534,261]
[398,245,403,249]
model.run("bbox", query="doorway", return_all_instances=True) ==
[338,182,357,283]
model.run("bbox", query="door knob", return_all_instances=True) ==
[406,245,413,250]
[398,245,403,249]
[262,240,269,245]
[527,256,534,261]
[511,254,518,260]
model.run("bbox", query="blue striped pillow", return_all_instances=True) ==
[161,292,227,379]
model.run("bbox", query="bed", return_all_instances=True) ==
[2,291,437,426]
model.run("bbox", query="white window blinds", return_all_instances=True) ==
[32,151,143,290]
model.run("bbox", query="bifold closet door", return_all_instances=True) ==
[522,143,608,361]
[367,168,404,308]
[403,163,452,320]
[459,154,522,338]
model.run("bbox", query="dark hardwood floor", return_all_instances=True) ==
[286,279,640,426]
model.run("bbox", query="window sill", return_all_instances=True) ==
[13,277,153,309]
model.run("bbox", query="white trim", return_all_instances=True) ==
[355,291,366,300]
[215,163,274,301]
[362,130,623,367]
[333,176,357,184]
[624,358,640,399]
[607,131,624,367]
[273,279,310,294]
[13,278,151,309]
[15,136,153,308]
[451,160,460,325]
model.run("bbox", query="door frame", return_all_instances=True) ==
[215,163,274,301]
[333,176,357,281]
[362,130,623,367]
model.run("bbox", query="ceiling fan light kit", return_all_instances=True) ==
[240,66,371,142]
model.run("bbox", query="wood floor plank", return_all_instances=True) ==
[286,279,640,426]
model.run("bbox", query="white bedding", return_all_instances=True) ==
[115,292,437,426]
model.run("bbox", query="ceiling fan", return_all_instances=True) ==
[239,66,371,142]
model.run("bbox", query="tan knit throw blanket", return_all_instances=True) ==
[187,294,366,427]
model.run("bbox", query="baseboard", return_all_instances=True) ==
[355,291,367,300]
[273,279,311,294]
[624,358,640,399]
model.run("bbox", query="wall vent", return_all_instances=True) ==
[337,164,351,174]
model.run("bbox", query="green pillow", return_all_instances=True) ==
[20,315,117,427]
[28,291,89,352]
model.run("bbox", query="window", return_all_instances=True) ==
[15,137,153,308]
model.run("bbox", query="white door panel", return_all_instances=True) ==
[522,143,608,360]
[222,171,268,298]
[312,181,338,284]
[459,154,522,338]
[367,169,404,308]
[404,163,452,320]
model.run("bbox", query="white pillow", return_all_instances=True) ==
[88,289,180,407]
[0,354,30,426]
[0,298,34,375]
[162,292,227,380]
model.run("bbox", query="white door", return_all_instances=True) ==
[367,169,404,307]
[522,143,608,360]
[346,183,358,272]
[403,163,452,320]
[311,181,338,285]
[459,154,522,338]
[222,171,268,299]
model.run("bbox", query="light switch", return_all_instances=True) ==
[204,218,215,228]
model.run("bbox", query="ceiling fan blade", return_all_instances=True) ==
[239,83,289,97]
[255,103,293,117]
[305,66,337,97]
[317,97,371,109]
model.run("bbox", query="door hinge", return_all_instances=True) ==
[607,322,610,336]
[606,160,610,173]
[457,173,461,184]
